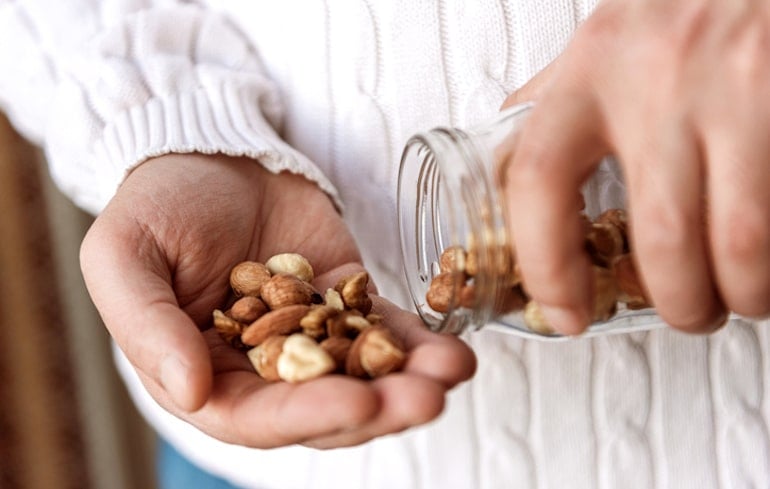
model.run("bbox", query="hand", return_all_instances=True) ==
[501,0,770,335]
[80,153,475,448]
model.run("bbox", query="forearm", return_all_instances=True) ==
[0,1,339,214]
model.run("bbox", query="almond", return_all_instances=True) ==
[241,304,310,346]
[229,296,268,324]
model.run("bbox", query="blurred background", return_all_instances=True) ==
[0,112,157,489]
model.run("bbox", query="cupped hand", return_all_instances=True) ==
[501,0,770,335]
[80,153,475,448]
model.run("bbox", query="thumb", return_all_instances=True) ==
[501,57,561,109]
[80,218,213,412]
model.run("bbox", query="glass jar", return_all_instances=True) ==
[397,102,663,340]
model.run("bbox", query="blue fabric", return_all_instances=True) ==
[157,438,243,489]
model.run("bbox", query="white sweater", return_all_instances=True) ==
[2,1,769,488]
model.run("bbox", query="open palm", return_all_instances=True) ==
[80,153,475,448]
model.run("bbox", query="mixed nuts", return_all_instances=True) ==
[425,208,653,334]
[212,253,406,383]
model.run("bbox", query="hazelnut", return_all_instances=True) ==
[230,261,271,297]
[439,246,467,273]
[425,272,465,313]
[346,326,406,378]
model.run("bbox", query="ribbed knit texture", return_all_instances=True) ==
[0,1,339,213]
[4,1,770,488]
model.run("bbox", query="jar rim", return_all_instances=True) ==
[397,128,472,334]
[398,116,527,333]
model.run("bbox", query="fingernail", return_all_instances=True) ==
[160,355,190,410]
[539,305,589,335]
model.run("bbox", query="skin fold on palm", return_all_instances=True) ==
[79,153,476,449]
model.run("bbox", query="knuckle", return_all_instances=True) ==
[505,135,572,198]
[635,204,696,256]
[522,255,588,306]
[507,140,564,191]
[714,205,768,264]
[726,18,770,81]
[576,4,624,49]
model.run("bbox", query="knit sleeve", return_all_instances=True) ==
[0,0,340,214]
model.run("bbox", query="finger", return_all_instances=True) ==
[314,272,476,387]
[370,296,476,388]
[505,91,608,334]
[136,367,384,448]
[622,120,726,332]
[80,220,213,411]
[313,262,378,295]
[704,118,770,318]
[300,374,447,449]
[500,56,561,109]
[130,294,472,449]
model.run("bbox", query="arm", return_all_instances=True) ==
[0,1,475,447]
[0,1,337,213]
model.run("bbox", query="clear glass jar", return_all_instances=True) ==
[397,102,663,340]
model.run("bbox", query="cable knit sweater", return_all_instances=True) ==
[2,1,769,488]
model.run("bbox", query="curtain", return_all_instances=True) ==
[0,113,157,489]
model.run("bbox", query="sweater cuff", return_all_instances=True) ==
[50,82,341,215]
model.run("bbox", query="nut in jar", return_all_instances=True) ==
[397,102,663,339]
